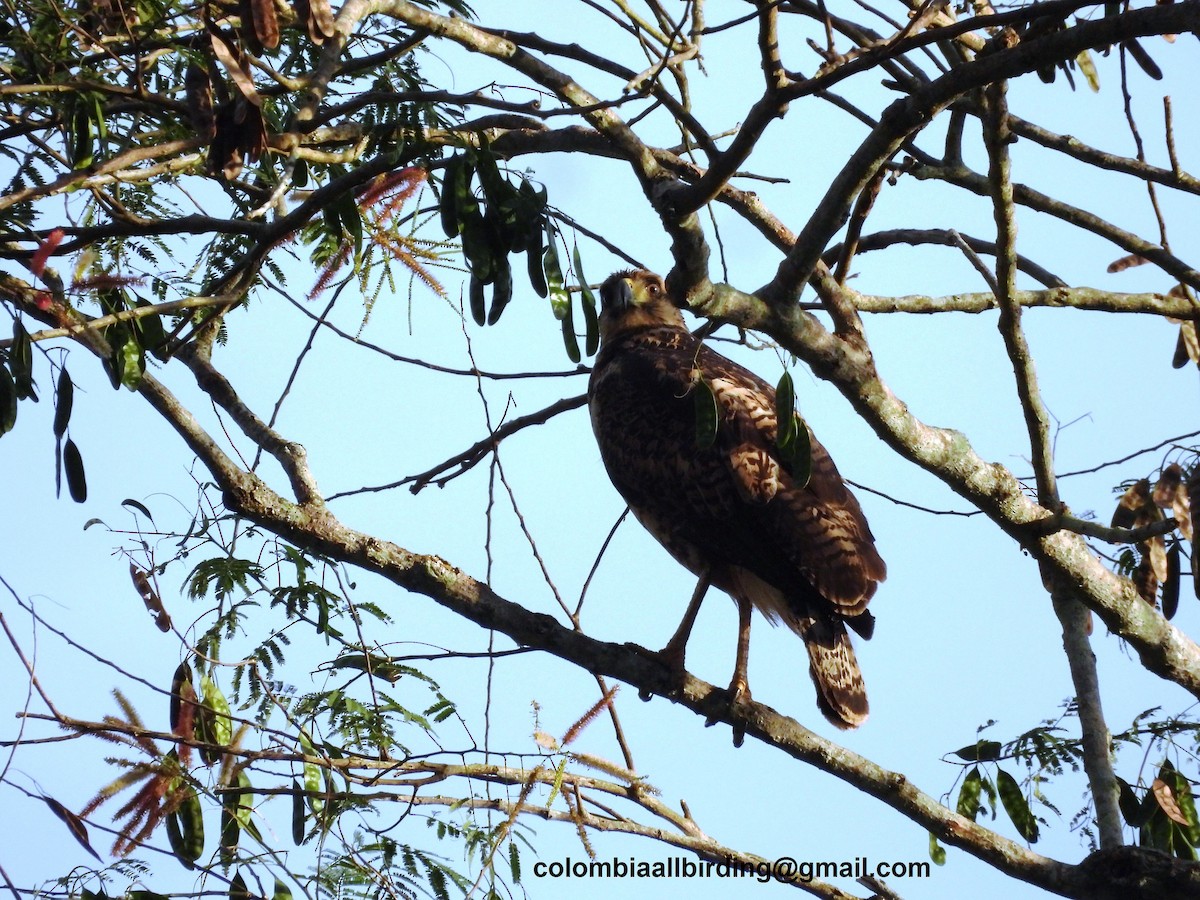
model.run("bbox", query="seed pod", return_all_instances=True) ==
[186,62,216,140]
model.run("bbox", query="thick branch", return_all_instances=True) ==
[852,287,1193,316]
[1050,585,1124,850]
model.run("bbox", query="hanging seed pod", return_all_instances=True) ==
[249,0,279,49]
[1132,555,1159,607]
[1112,479,1152,529]
[186,62,216,140]
[295,0,336,44]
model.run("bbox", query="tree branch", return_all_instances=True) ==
[759,2,1200,305]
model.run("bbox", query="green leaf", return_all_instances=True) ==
[573,245,599,357]
[301,735,324,816]
[777,413,811,487]
[957,766,983,821]
[63,437,87,503]
[468,274,486,326]
[543,225,568,318]
[53,366,72,438]
[1170,767,1200,844]
[525,218,547,298]
[166,811,193,870]
[546,757,568,809]
[996,768,1039,842]
[1117,777,1150,826]
[230,871,250,900]
[928,831,946,866]
[439,154,465,238]
[774,372,811,485]
[122,498,155,521]
[291,779,306,845]
[487,256,513,325]
[1124,39,1163,81]
[0,365,17,436]
[202,673,233,748]
[336,194,363,264]
[10,319,36,401]
[178,783,205,865]
[508,841,521,884]
[134,299,168,359]
[273,879,293,900]
[693,378,719,450]
[71,101,94,169]
[952,740,1003,762]
[560,296,580,363]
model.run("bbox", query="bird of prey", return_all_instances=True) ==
[588,269,885,729]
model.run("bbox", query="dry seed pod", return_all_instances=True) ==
[295,0,336,43]
[1175,320,1199,369]
[1163,540,1181,619]
[1112,478,1152,529]
[1189,466,1200,599]
[250,0,280,48]
[1154,463,1183,508]
[1133,555,1159,607]
[1147,534,1169,584]
[186,62,216,141]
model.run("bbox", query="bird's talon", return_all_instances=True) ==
[727,680,752,708]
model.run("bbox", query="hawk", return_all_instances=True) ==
[588,269,885,729]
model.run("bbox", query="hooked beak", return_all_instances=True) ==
[599,275,633,312]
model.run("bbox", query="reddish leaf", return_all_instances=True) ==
[31,229,64,278]
[1153,777,1192,827]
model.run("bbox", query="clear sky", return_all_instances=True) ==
[2,3,1199,900]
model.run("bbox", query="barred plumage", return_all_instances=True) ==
[588,270,885,728]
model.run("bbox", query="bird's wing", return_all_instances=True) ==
[699,346,885,615]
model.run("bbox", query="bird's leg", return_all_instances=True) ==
[637,568,711,700]
[661,568,712,671]
[728,595,753,707]
[702,595,753,746]
[727,596,754,747]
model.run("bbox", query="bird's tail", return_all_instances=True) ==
[799,617,868,729]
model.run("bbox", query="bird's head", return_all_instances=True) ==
[598,269,684,342]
